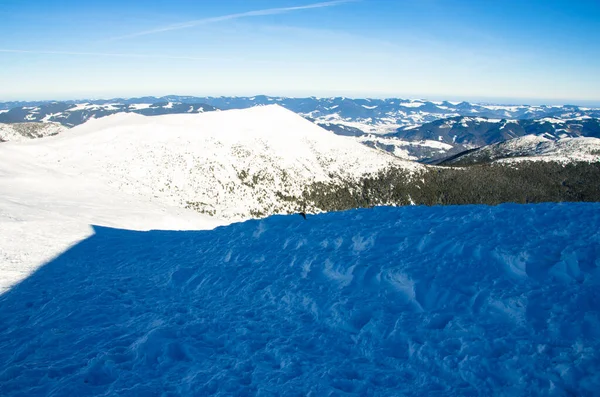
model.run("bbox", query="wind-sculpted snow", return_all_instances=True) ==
[1,203,599,396]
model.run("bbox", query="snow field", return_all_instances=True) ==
[0,203,598,396]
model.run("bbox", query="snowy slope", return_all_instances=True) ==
[0,145,223,293]
[3,105,418,220]
[0,122,66,142]
[441,135,600,165]
[0,204,598,395]
[497,136,600,164]
[0,105,417,291]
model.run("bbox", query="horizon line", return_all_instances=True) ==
[1,93,599,107]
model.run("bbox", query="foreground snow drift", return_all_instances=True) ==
[1,203,599,396]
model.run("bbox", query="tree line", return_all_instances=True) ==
[301,161,600,212]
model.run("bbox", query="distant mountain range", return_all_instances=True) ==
[1,95,599,162]
[3,95,599,128]
[385,115,600,162]
[0,101,217,127]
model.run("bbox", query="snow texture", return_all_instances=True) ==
[1,203,599,396]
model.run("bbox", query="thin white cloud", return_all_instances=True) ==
[105,0,357,41]
[0,48,229,61]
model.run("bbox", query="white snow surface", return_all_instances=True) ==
[447,135,600,164]
[484,135,600,164]
[307,110,455,135]
[0,144,222,293]
[0,203,599,395]
[0,105,420,291]
[540,117,566,124]
[67,103,121,112]
[0,122,67,143]
[0,105,417,222]
[357,136,453,160]
[399,101,425,108]
[129,103,152,110]
[474,117,501,123]
[313,114,403,135]
[66,103,92,111]
[480,105,523,112]
[405,139,453,150]
[41,112,64,123]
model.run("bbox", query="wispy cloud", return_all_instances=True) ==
[0,49,229,61]
[104,0,357,41]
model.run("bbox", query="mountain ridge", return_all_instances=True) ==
[437,135,600,165]
[2,96,599,162]
[2,95,598,128]
[1,105,418,221]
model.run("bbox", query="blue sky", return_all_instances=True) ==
[1,0,599,104]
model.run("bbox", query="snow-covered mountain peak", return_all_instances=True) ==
[59,104,408,170]
[5,106,420,221]
[1,105,421,289]
[66,104,349,145]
